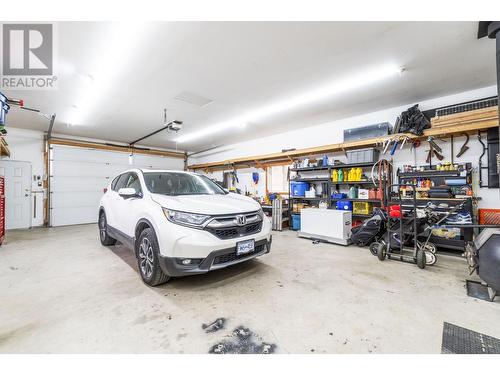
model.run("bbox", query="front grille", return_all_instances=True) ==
[207,221,262,240]
[213,244,266,265]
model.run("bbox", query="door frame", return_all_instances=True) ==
[0,159,33,230]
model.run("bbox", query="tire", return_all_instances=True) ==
[416,249,426,269]
[423,242,437,254]
[369,242,379,256]
[99,211,117,246]
[377,243,386,261]
[425,251,437,266]
[136,228,170,286]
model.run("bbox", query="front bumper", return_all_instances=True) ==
[158,237,272,277]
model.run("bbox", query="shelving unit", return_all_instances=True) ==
[396,165,474,252]
[262,200,290,231]
[289,161,385,224]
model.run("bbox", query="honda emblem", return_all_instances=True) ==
[236,215,247,226]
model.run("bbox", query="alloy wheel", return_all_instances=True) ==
[99,215,107,241]
[139,238,154,279]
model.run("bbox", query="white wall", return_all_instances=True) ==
[2,128,46,226]
[192,85,500,208]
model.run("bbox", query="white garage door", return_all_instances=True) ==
[50,145,184,226]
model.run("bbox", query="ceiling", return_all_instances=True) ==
[2,21,496,152]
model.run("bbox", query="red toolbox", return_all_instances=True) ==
[0,176,4,245]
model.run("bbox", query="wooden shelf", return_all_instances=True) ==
[188,121,498,171]
[0,138,10,158]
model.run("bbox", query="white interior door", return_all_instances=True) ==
[0,160,32,229]
[50,145,183,227]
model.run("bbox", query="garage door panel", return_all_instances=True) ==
[50,145,183,226]
[51,206,98,227]
[51,176,111,192]
[53,147,129,164]
[51,191,102,209]
[52,160,117,178]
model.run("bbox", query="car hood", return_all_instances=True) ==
[150,192,261,215]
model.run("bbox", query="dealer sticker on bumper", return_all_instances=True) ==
[236,239,255,256]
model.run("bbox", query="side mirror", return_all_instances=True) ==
[118,188,139,198]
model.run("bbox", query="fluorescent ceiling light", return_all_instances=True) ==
[175,63,403,144]
[64,23,151,126]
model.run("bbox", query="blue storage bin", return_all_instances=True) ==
[291,214,301,230]
[336,200,353,211]
[291,181,310,197]
[331,193,347,199]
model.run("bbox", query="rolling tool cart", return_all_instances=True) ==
[372,184,432,269]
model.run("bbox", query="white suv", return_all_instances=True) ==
[98,169,272,286]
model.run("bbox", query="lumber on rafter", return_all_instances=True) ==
[188,120,498,171]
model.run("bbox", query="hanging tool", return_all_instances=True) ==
[390,138,399,155]
[427,136,442,153]
[410,139,421,151]
[425,146,444,164]
[383,137,394,154]
[456,133,470,158]
[399,135,411,150]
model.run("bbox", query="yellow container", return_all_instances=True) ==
[353,202,373,215]
[332,169,338,182]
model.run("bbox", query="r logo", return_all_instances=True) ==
[2,24,53,76]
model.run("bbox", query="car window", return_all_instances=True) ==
[143,172,226,196]
[113,173,130,191]
[125,173,142,194]
[111,175,121,191]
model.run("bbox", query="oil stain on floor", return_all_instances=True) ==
[208,326,276,354]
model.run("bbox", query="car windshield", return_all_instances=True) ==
[143,172,226,196]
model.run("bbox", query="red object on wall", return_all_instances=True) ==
[478,209,500,225]
[0,176,5,245]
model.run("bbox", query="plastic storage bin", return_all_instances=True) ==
[353,202,373,215]
[291,214,301,230]
[291,181,310,197]
[336,200,353,211]
[346,148,379,164]
[331,193,347,199]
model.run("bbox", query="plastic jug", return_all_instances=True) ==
[338,169,343,182]
[348,186,358,199]
[332,169,338,182]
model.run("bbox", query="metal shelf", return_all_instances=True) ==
[352,213,372,218]
[291,178,330,182]
[291,197,331,200]
[291,161,376,172]
[331,198,381,203]
[291,166,330,172]
[330,162,376,169]
[394,197,470,202]
[292,197,382,203]
[398,171,462,178]
[332,180,378,185]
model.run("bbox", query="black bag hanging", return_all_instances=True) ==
[397,104,430,136]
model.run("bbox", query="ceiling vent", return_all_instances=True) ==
[174,91,213,107]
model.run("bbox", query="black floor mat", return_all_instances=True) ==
[442,322,500,354]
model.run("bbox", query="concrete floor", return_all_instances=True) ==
[1,224,499,354]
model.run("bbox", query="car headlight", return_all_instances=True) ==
[257,208,264,219]
[162,208,211,228]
